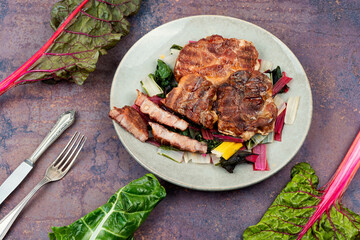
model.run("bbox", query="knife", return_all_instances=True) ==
[0,110,75,205]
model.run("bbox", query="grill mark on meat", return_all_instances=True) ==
[174,35,258,85]
[135,90,189,131]
[216,70,277,140]
[162,74,218,129]
[149,122,207,154]
[109,106,149,142]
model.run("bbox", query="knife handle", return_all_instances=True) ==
[0,177,50,239]
[28,110,75,164]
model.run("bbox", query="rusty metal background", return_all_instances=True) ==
[0,0,359,239]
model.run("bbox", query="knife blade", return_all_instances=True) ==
[0,110,75,205]
[0,161,33,204]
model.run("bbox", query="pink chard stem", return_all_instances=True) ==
[0,0,90,95]
[297,130,360,239]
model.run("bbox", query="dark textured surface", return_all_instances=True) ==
[0,0,359,239]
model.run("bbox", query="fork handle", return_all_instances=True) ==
[0,177,50,239]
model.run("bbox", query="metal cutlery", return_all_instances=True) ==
[0,132,86,240]
[0,110,75,205]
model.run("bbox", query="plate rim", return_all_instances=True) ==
[110,14,313,191]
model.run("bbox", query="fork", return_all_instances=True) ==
[0,132,86,239]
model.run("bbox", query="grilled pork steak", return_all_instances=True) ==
[149,122,207,153]
[161,74,218,129]
[109,106,149,142]
[174,35,259,86]
[216,70,277,140]
[135,90,189,131]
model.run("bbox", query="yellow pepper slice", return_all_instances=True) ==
[211,142,243,160]
[222,143,243,160]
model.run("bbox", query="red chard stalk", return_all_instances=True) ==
[0,0,141,96]
[244,130,360,239]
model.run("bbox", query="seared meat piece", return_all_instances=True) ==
[174,35,259,86]
[149,122,207,154]
[216,70,277,140]
[161,74,218,129]
[109,106,149,142]
[135,91,189,131]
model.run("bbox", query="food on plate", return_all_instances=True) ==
[109,106,149,142]
[149,122,208,153]
[216,70,277,140]
[284,96,300,124]
[161,74,218,129]
[49,174,166,240]
[212,142,243,160]
[111,34,298,173]
[218,150,256,173]
[244,131,360,239]
[174,35,259,85]
[135,90,189,131]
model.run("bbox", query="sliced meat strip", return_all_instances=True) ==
[109,106,149,142]
[216,70,278,141]
[149,122,207,154]
[135,90,189,131]
[161,74,218,129]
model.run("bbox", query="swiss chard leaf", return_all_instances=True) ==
[49,174,166,240]
[243,163,360,239]
[219,151,255,173]
[271,66,283,84]
[271,66,289,94]
[0,0,141,95]
[153,59,177,97]
[170,44,183,50]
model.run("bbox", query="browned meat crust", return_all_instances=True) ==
[109,106,149,142]
[161,74,218,129]
[174,35,259,86]
[216,70,277,140]
[149,122,207,153]
[135,90,189,131]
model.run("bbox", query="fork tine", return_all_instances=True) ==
[58,134,84,171]
[53,132,80,168]
[61,136,86,173]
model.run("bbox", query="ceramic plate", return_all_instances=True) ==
[110,15,312,191]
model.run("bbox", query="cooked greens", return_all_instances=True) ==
[151,59,178,97]
[270,66,282,84]
[49,174,166,240]
[268,66,290,94]
[219,151,255,173]
[170,44,183,50]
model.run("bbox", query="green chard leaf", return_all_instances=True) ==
[170,44,183,50]
[271,66,282,84]
[153,59,177,97]
[243,163,360,239]
[155,59,173,80]
[46,0,140,85]
[0,0,141,95]
[49,174,166,240]
[219,151,255,173]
